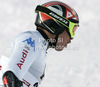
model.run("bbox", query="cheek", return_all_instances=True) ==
[56,30,70,46]
[65,33,70,43]
[61,33,70,45]
[62,36,69,46]
[63,37,68,44]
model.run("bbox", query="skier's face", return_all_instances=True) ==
[55,29,72,51]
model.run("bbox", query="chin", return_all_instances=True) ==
[55,47,64,51]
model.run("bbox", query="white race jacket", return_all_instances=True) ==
[0,30,48,87]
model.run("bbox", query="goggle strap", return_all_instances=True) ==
[69,18,79,23]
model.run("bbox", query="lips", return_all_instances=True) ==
[65,44,67,47]
[68,40,71,44]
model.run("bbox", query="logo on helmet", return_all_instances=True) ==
[49,12,68,24]
[67,11,73,19]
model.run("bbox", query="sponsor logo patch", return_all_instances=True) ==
[23,37,35,52]
[17,49,28,69]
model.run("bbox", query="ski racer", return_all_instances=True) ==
[0,1,79,87]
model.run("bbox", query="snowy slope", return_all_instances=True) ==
[0,0,100,87]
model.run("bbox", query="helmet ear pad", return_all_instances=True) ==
[43,19,65,35]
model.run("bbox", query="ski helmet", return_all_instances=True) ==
[35,1,79,39]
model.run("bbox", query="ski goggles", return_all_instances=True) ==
[35,5,79,39]
[68,22,79,38]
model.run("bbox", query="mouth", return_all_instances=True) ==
[65,44,67,48]
[68,40,71,44]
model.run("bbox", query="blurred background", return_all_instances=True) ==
[0,0,100,87]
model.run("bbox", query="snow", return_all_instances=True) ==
[0,0,100,87]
